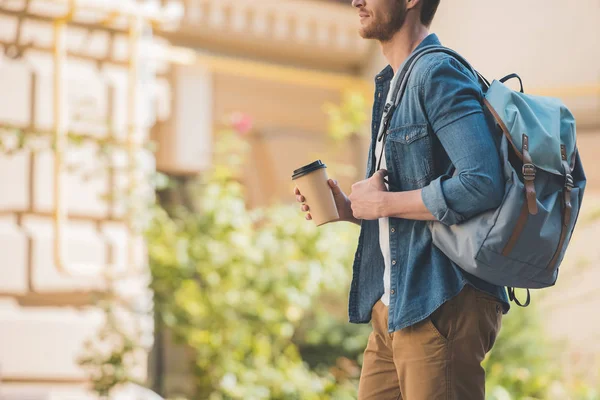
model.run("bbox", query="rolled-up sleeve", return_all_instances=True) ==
[420,58,504,226]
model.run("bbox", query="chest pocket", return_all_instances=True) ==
[387,124,434,190]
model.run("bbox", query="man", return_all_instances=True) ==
[294,0,509,399]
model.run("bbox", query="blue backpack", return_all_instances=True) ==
[381,46,586,306]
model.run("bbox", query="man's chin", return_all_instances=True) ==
[358,27,376,40]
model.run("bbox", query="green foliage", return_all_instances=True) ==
[321,91,370,182]
[484,299,560,399]
[78,291,147,398]
[148,121,365,399]
[484,295,599,400]
[322,91,369,142]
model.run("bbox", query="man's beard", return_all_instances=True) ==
[359,1,407,42]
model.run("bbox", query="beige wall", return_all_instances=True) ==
[213,72,359,208]
[214,72,369,206]
[577,130,600,192]
[434,0,600,86]
[156,63,371,208]
[364,0,600,92]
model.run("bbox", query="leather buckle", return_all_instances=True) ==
[565,173,574,191]
[522,163,536,181]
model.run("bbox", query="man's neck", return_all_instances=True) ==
[380,25,430,74]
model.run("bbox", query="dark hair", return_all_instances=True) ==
[420,0,440,26]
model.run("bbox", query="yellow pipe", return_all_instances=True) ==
[126,16,142,273]
[172,46,600,100]
[52,0,145,276]
[169,46,374,97]
[53,18,68,273]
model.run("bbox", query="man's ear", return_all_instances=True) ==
[405,0,422,11]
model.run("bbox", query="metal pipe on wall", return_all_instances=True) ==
[48,0,162,276]
[126,15,142,274]
[52,15,69,273]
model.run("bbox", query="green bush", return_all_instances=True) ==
[148,123,365,399]
[484,294,599,400]
[484,297,561,399]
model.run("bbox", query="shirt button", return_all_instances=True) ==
[391,289,396,295]
[391,228,395,233]
[392,260,397,265]
[405,135,410,141]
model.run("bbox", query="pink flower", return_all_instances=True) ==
[230,112,253,136]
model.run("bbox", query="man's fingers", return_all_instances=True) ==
[328,179,343,195]
[375,169,389,178]
[305,213,312,220]
[302,205,309,212]
[294,186,301,195]
[296,195,305,203]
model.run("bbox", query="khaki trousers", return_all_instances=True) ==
[358,285,503,400]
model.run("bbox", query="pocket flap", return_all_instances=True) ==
[388,124,428,144]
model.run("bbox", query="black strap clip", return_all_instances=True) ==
[383,102,393,114]
[508,287,531,307]
[377,103,395,142]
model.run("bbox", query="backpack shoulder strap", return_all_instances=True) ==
[391,45,487,108]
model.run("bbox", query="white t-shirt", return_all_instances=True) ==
[375,70,401,306]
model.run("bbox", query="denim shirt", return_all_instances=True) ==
[349,34,510,333]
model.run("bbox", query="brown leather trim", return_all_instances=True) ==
[522,134,538,215]
[502,200,529,256]
[547,146,574,271]
[484,101,539,215]
[570,146,578,171]
[483,98,524,161]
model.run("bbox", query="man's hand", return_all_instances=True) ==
[348,169,389,220]
[295,179,359,225]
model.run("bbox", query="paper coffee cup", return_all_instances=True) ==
[292,160,339,226]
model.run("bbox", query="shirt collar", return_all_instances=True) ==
[374,33,442,83]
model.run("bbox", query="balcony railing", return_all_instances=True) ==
[168,0,373,71]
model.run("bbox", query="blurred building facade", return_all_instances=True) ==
[152,0,376,209]
[0,0,179,398]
